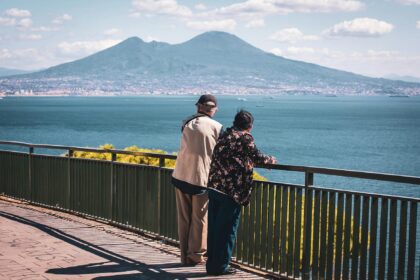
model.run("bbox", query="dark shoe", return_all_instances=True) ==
[223,267,237,275]
[207,267,237,276]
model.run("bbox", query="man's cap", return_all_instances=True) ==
[196,94,217,107]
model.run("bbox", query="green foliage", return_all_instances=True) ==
[249,190,368,267]
[71,144,267,181]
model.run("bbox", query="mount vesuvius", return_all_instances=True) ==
[1,31,418,96]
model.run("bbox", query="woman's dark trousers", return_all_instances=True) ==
[206,189,242,275]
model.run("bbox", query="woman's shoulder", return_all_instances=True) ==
[225,128,254,141]
[240,131,254,142]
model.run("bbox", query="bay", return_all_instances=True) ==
[1,95,420,198]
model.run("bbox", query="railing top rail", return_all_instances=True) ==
[1,140,420,186]
[258,181,420,202]
[258,163,420,185]
[0,140,177,160]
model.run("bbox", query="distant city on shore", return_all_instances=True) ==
[1,32,419,97]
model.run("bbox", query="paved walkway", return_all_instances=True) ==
[0,198,267,280]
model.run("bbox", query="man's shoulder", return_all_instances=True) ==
[191,115,222,129]
[202,117,222,127]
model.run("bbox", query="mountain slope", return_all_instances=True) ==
[3,31,419,95]
[21,31,366,82]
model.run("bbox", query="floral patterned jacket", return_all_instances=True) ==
[207,127,275,206]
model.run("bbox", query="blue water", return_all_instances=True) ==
[1,95,420,198]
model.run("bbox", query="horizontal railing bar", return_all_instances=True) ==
[0,140,177,160]
[310,185,420,203]
[15,152,164,168]
[258,163,420,185]
[2,140,420,186]
[254,180,305,189]
[254,180,420,202]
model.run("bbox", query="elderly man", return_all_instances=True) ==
[171,94,222,266]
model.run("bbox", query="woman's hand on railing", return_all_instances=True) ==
[268,156,277,164]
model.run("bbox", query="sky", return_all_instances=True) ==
[0,0,419,78]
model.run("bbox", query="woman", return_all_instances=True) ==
[206,110,277,275]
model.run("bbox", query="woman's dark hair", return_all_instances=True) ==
[233,110,254,130]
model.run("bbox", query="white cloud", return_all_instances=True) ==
[212,0,363,18]
[17,18,33,29]
[104,28,120,36]
[0,48,42,60]
[397,0,420,5]
[204,1,273,22]
[144,35,159,42]
[245,19,265,28]
[52,14,72,25]
[286,46,315,55]
[270,28,319,43]
[0,49,12,59]
[270,48,283,56]
[32,26,59,32]
[269,46,420,77]
[57,40,121,56]
[19,34,42,40]
[5,8,31,17]
[417,20,420,29]
[276,0,364,13]
[364,50,400,58]
[0,17,16,26]
[271,46,315,57]
[187,1,364,29]
[195,4,207,10]
[131,0,192,17]
[186,19,236,31]
[128,0,364,30]
[323,18,394,37]
[0,48,54,70]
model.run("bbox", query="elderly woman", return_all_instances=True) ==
[206,110,277,276]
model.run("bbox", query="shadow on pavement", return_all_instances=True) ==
[0,210,209,279]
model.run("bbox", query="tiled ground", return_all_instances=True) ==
[0,198,267,279]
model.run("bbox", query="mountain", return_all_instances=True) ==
[0,67,30,77]
[22,32,366,82]
[2,31,419,95]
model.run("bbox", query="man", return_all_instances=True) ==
[171,94,222,266]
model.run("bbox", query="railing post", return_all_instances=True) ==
[302,172,314,280]
[67,149,73,210]
[110,152,117,221]
[28,146,34,202]
[157,157,164,236]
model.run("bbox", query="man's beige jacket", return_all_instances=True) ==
[172,115,222,188]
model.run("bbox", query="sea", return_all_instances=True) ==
[0,95,419,199]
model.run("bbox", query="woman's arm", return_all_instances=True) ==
[243,134,276,165]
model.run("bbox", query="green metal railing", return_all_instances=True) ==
[0,140,419,279]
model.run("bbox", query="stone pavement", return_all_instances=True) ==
[0,198,268,280]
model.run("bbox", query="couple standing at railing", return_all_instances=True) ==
[171,94,277,276]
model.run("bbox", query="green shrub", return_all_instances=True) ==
[71,144,267,180]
